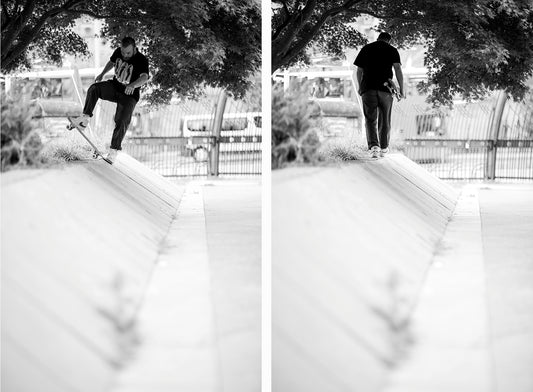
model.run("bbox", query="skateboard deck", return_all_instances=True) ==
[67,117,112,164]
[384,79,402,101]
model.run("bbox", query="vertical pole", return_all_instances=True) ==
[209,90,227,177]
[485,91,507,180]
[94,20,101,68]
[283,73,290,91]
[73,66,99,140]
[72,66,85,107]
[350,73,365,141]
[5,76,12,98]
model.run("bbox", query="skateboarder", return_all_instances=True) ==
[70,37,150,162]
[354,32,404,158]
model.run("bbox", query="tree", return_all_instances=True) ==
[272,0,533,105]
[1,0,261,103]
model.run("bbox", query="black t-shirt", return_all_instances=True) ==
[110,47,149,101]
[354,41,401,93]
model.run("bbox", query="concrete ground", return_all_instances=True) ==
[272,155,459,392]
[272,155,533,392]
[1,154,261,392]
[480,184,533,392]
[109,178,261,392]
[385,182,533,392]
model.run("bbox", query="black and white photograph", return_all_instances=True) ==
[2,0,533,392]
[271,1,533,391]
[1,1,261,391]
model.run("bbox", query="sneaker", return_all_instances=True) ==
[70,114,90,130]
[380,147,389,157]
[370,146,380,158]
[105,148,118,162]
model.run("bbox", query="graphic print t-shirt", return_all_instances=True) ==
[110,47,149,101]
[354,41,401,94]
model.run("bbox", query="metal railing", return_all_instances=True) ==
[394,91,533,180]
[88,88,262,177]
[218,93,262,176]
[7,70,261,177]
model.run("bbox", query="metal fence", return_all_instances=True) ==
[218,94,262,176]
[394,91,533,180]
[15,69,262,178]
[93,88,262,177]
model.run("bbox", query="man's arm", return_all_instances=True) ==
[355,66,364,95]
[125,73,149,95]
[393,63,405,98]
[95,61,114,82]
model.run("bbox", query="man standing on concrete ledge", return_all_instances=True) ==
[71,37,150,162]
[354,32,404,158]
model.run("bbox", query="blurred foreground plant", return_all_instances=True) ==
[1,93,43,171]
[271,82,321,169]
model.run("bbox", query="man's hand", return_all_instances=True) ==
[95,74,103,83]
[125,84,135,95]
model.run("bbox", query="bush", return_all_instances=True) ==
[318,135,368,161]
[39,133,94,163]
[271,82,321,169]
[1,92,43,171]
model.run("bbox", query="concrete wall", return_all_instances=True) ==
[272,154,458,391]
[1,155,184,392]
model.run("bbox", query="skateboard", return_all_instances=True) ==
[384,79,402,101]
[67,117,112,164]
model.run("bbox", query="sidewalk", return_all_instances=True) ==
[480,183,533,392]
[109,179,261,392]
[385,183,533,392]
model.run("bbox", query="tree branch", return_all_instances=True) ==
[272,0,319,58]
[2,0,85,70]
[2,2,11,27]
[273,0,364,70]
[1,0,37,54]
[281,0,291,15]
[272,3,294,41]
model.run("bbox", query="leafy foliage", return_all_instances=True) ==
[272,0,533,105]
[1,92,43,170]
[272,82,321,169]
[1,0,261,103]
[1,1,91,72]
[102,0,261,103]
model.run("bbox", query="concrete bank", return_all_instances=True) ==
[1,154,184,392]
[384,183,533,392]
[272,154,459,391]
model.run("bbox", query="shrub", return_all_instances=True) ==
[1,92,43,171]
[318,135,368,161]
[39,133,94,163]
[271,82,321,169]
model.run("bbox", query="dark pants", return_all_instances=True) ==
[361,90,393,149]
[83,81,137,150]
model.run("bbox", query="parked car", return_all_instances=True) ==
[179,112,262,160]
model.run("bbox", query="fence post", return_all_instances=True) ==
[485,91,507,180]
[209,90,227,177]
